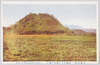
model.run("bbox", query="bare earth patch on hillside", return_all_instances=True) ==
[3,35,96,61]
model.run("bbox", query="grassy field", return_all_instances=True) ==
[3,35,96,61]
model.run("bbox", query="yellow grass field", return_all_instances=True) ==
[3,35,96,61]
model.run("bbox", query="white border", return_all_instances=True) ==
[1,1,98,4]
[1,1,99,64]
[1,1,3,65]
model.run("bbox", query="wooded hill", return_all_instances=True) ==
[3,13,72,35]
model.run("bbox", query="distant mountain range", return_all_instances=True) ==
[65,25,96,33]
[65,25,84,29]
[82,29,96,33]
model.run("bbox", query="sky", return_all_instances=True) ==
[3,4,97,29]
